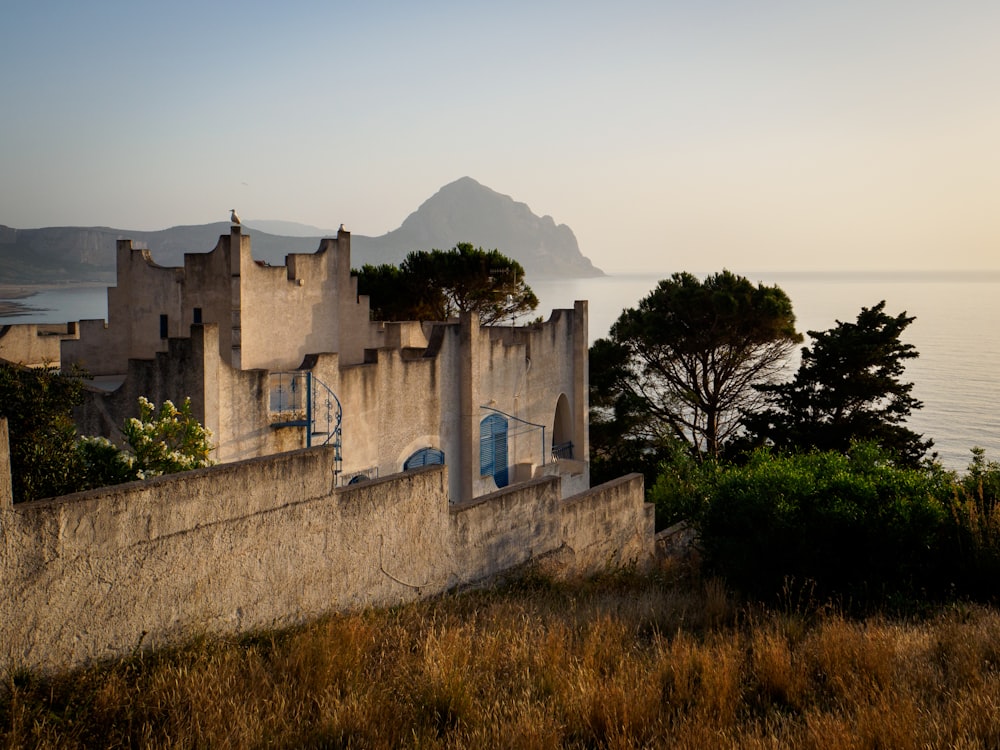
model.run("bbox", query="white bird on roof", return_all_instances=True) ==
[230,209,241,225]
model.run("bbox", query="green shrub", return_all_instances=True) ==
[0,365,214,502]
[942,448,1000,598]
[76,435,138,489]
[647,439,715,529]
[689,445,952,602]
[120,396,214,478]
[0,363,86,502]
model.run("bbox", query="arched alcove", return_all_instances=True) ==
[552,393,573,459]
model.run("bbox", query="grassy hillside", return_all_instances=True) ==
[4,563,1000,748]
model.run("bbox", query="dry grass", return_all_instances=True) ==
[5,564,1000,749]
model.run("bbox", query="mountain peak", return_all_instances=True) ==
[442,175,484,189]
[1,180,603,284]
[352,178,602,279]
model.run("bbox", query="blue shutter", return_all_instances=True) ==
[479,414,509,488]
[493,425,508,487]
[404,447,444,471]
[480,417,495,475]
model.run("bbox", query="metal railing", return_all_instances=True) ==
[269,370,308,417]
[270,370,342,476]
[552,440,574,460]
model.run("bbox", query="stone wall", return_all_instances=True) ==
[0,420,11,509]
[0,323,78,368]
[0,428,651,674]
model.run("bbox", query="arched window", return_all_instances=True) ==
[480,413,509,488]
[404,447,445,471]
[552,393,574,459]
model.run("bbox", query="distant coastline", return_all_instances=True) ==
[0,285,47,317]
[0,301,34,317]
[0,282,107,318]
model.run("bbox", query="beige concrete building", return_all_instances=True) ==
[62,226,589,503]
[0,322,78,368]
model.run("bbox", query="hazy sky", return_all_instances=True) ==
[2,1,998,273]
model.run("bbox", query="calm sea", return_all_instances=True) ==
[3,272,998,471]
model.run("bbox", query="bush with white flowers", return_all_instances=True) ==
[120,396,215,478]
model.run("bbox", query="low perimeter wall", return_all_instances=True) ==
[0,434,651,674]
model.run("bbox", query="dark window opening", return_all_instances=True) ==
[159,314,168,339]
[193,307,202,324]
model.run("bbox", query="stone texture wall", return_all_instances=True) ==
[0,323,78,368]
[62,242,185,376]
[0,435,650,675]
[0,420,11,510]
[60,227,365,376]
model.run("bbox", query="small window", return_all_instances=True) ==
[193,307,203,324]
[159,314,168,339]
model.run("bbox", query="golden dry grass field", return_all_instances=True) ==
[4,563,1000,749]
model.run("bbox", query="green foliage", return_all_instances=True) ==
[120,396,214,478]
[588,337,674,491]
[1,363,214,502]
[0,362,86,502]
[355,243,538,325]
[944,447,1000,597]
[962,446,1000,503]
[647,439,714,529]
[77,435,137,489]
[354,262,439,322]
[591,270,801,461]
[675,445,953,601]
[748,301,932,467]
[650,443,1000,605]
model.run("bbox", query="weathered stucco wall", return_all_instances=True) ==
[0,434,650,675]
[0,323,78,368]
[556,473,652,572]
[0,420,11,510]
[62,242,188,376]
[70,304,588,496]
[178,232,239,367]
[61,228,371,376]
[336,347,445,482]
[56,226,589,504]
[73,324,306,464]
[238,240,338,372]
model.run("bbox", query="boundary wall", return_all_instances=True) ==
[0,421,651,674]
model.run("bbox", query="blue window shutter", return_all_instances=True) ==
[479,414,509,488]
[494,425,508,487]
[404,447,444,471]
[480,417,495,475]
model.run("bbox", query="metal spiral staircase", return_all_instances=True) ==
[270,371,342,478]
